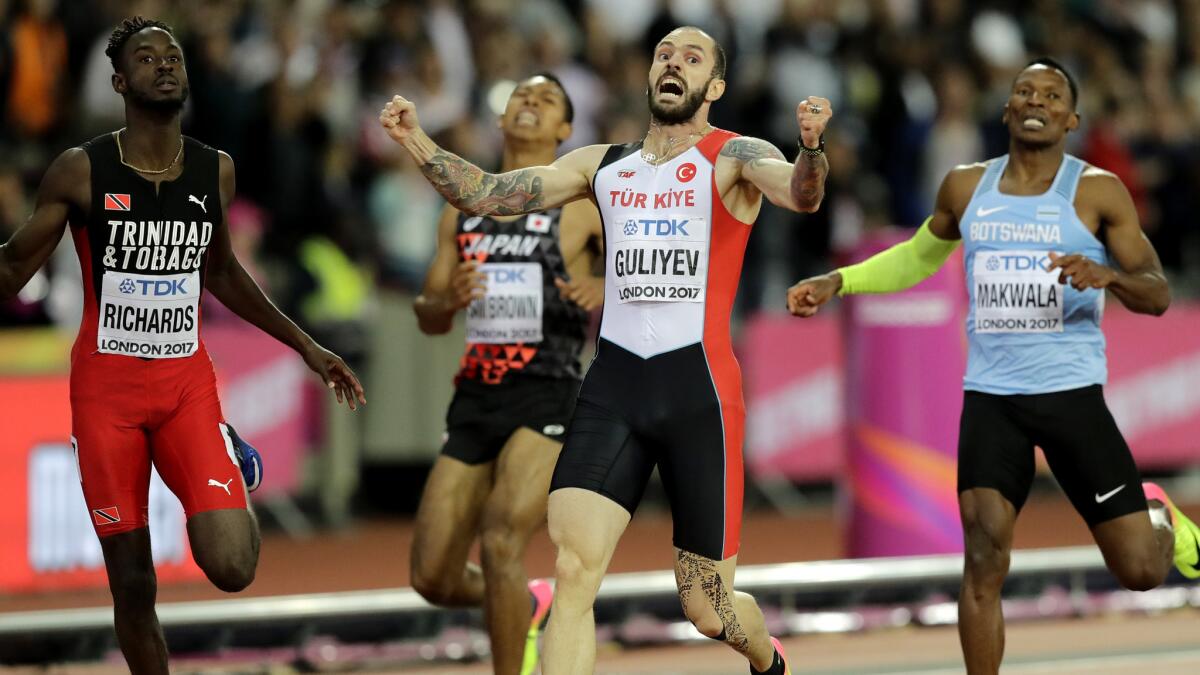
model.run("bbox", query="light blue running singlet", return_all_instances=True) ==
[962,154,1108,395]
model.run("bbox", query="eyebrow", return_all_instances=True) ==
[657,40,708,53]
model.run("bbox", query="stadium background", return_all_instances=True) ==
[2,0,1200,672]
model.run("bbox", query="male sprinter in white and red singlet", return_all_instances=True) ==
[787,58,1200,674]
[383,26,830,675]
[410,73,602,675]
[0,18,364,673]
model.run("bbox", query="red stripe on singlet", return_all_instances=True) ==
[696,129,752,560]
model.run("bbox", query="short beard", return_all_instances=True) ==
[647,82,708,125]
[128,85,189,114]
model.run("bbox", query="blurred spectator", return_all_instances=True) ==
[0,0,1196,325]
[3,0,68,143]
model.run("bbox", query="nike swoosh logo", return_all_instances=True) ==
[1095,484,1126,503]
[976,205,1008,217]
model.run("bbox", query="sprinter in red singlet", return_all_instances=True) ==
[0,18,363,674]
[382,26,829,675]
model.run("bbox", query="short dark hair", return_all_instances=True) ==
[527,72,574,124]
[1019,57,1078,109]
[672,26,726,80]
[105,16,174,72]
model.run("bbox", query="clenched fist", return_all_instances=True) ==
[797,96,832,149]
[786,271,841,317]
[379,95,421,143]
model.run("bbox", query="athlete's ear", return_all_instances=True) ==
[112,72,127,96]
[556,120,573,144]
[1066,111,1080,133]
[1001,101,1009,125]
[706,78,725,102]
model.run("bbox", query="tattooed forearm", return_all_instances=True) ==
[422,149,545,216]
[791,151,828,212]
[676,550,750,654]
[720,138,786,171]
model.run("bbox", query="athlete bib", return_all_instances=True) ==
[972,250,1064,333]
[97,270,200,358]
[611,214,708,303]
[465,262,544,344]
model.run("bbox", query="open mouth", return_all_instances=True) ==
[658,77,685,99]
[514,110,539,126]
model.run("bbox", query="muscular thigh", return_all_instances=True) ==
[412,455,493,568]
[1031,386,1145,527]
[957,390,1036,513]
[486,427,561,532]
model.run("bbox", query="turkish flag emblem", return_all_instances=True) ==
[104,193,132,211]
[676,163,697,183]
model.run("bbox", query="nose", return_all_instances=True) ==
[156,58,174,73]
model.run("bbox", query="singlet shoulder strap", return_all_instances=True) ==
[1051,155,1086,202]
[970,156,1008,201]
[597,142,641,171]
[696,128,738,165]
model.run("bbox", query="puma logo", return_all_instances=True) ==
[208,478,233,496]
[189,194,208,213]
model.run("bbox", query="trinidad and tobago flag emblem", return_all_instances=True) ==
[104,193,132,211]
[92,506,121,525]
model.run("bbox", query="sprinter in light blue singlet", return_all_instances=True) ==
[787,58,1200,675]
[962,153,1107,394]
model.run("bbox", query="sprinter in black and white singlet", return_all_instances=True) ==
[383,26,831,675]
[408,74,602,675]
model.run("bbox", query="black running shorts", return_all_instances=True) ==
[958,385,1146,526]
[442,376,580,465]
[549,338,746,561]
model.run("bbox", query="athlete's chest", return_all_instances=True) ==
[456,211,561,264]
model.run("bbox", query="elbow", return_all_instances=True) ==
[1149,294,1171,317]
[796,196,823,214]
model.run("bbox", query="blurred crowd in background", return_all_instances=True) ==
[2,0,1199,332]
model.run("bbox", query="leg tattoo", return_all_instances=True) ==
[676,550,750,655]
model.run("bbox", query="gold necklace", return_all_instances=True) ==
[115,128,183,175]
[641,125,712,165]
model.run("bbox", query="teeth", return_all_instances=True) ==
[515,111,537,125]
[1023,118,1045,129]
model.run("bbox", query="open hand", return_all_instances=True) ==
[303,343,366,410]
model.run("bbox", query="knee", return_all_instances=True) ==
[681,602,725,640]
[962,523,1011,586]
[553,541,601,591]
[198,551,256,593]
[480,520,522,569]
[1111,555,1166,592]
[410,561,455,605]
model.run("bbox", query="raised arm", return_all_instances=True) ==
[379,95,601,216]
[0,148,88,299]
[1049,170,1169,316]
[729,96,832,213]
[204,152,365,408]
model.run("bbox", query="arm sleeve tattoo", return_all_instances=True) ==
[720,136,827,211]
[423,149,546,216]
[719,137,786,167]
